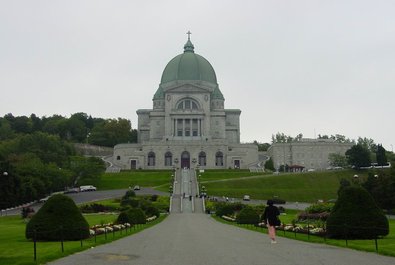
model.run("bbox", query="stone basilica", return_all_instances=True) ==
[112,34,259,170]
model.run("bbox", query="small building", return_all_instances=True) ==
[267,138,353,171]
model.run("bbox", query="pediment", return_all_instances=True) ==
[162,81,215,94]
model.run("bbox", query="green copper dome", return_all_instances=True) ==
[160,38,218,85]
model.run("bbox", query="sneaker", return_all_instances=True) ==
[271,240,277,244]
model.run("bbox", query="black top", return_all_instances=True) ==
[263,205,280,226]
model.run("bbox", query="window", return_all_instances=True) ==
[176,99,199,110]
[199,152,206,166]
[215,151,224,166]
[148,152,155,166]
[192,119,198,136]
[165,152,172,166]
[185,119,190,136]
[116,155,121,160]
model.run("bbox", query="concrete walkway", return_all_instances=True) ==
[48,213,394,265]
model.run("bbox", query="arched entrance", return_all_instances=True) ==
[181,151,190,169]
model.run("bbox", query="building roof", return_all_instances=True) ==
[153,34,224,100]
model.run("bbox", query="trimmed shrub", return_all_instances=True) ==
[116,211,130,224]
[306,203,334,214]
[326,186,389,239]
[80,203,116,213]
[215,202,245,217]
[26,194,89,241]
[236,207,260,224]
[145,206,160,218]
[128,208,146,224]
[123,190,136,198]
[121,198,139,208]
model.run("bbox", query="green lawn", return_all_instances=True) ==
[0,214,167,265]
[96,170,173,190]
[203,170,369,202]
[199,169,267,182]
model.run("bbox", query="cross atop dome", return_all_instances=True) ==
[184,30,194,53]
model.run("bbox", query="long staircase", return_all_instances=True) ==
[170,169,204,214]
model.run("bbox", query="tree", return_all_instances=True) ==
[253,141,271,151]
[362,173,395,211]
[326,186,389,239]
[376,144,387,166]
[264,158,275,171]
[328,153,347,168]
[357,137,377,152]
[271,132,302,143]
[345,144,371,169]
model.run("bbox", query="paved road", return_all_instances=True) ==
[1,188,167,216]
[48,212,395,265]
[48,169,395,265]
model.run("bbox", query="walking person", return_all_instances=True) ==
[262,199,281,244]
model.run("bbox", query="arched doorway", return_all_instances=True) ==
[181,151,190,169]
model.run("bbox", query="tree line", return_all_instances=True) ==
[0,112,137,147]
[0,112,138,210]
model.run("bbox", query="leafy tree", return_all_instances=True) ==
[271,132,303,143]
[345,144,371,169]
[264,157,275,171]
[318,134,354,143]
[328,153,347,167]
[68,156,105,186]
[89,118,134,147]
[253,141,271,151]
[362,173,395,211]
[376,144,387,166]
[357,137,377,152]
[0,118,15,140]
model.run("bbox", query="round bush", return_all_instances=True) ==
[127,208,146,224]
[236,207,260,224]
[215,202,245,217]
[145,206,160,218]
[326,186,389,239]
[116,211,130,224]
[26,194,89,241]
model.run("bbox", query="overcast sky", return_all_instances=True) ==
[1,0,394,151]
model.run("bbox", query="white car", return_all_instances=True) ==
[39,196,51,203]
[79,185,97,192]
[243,195,250,201]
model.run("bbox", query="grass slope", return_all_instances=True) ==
[96,170,172,190]
[202,170,368,202]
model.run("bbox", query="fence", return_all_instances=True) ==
[31,223,141,261]
[227,218,389,254]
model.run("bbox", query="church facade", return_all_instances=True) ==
[113,35,259,170]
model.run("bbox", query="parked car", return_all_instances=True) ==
[39,196,51,203]
[243,195,250,201]
[64,188,79,194]
[133,185,140,190]
[79,185,97,192]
